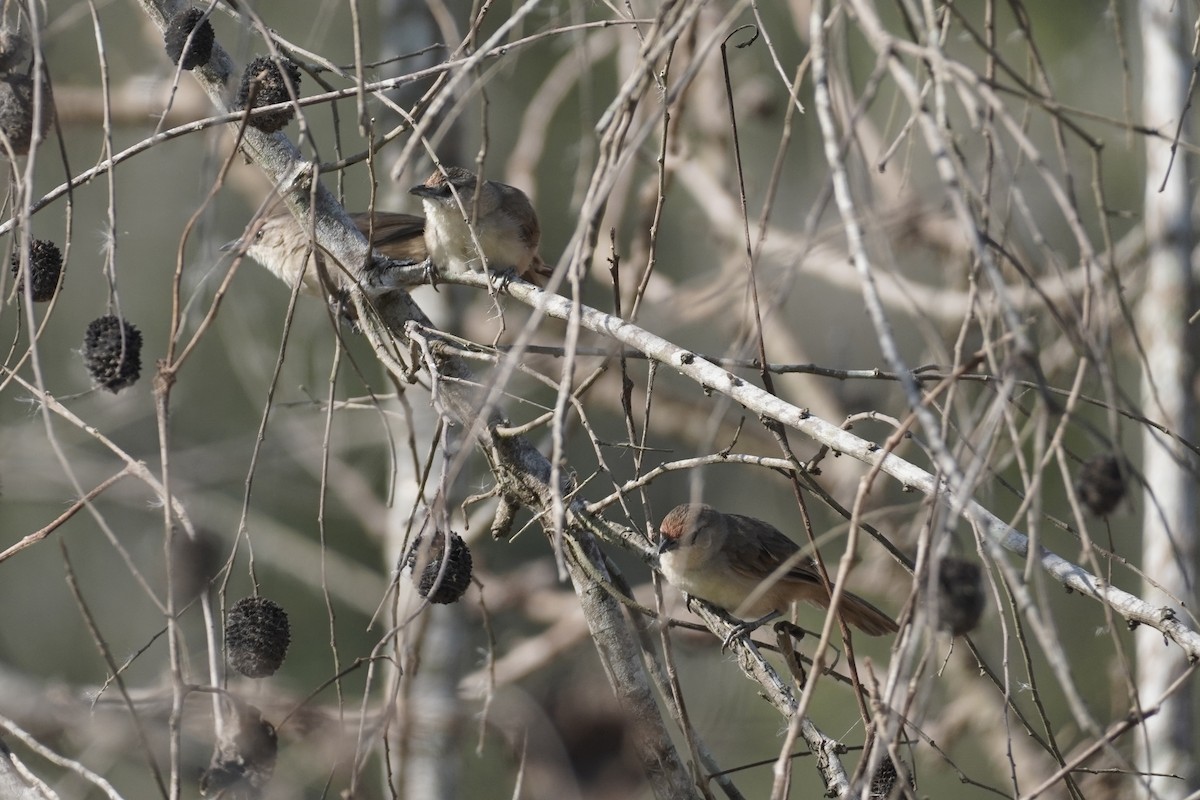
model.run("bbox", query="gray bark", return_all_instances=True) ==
[1136,2,1199,797]
[132,2,699,796]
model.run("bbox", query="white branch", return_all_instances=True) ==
[416,271,1200,661]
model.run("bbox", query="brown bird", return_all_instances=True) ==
[657,503,897,638]
[409,166,553,285]
[225,210,427,297]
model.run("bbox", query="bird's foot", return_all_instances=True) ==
[489,266,521,293]
[720,621,758,652]
[421,258,441,291]
[719,610,782,652]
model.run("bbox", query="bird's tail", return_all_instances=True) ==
[525,255,554,287]
[835,591,899,636]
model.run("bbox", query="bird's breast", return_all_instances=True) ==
[475,220,533,271]
[422,203,532,273]
[659,549,778,618]
[250,243,327,296]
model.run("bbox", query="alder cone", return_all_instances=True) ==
[164,7,215,70]
[83,315,142,392]
[235,56,301,133]
[406,531,473,604]
[10,239,62,301]
[1077,454,1124,517]
[226,596,291,678]
[936,557,984,636]
[0,27,31,73]
[0,72,53,156]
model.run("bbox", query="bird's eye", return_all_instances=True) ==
[254,227,266,242]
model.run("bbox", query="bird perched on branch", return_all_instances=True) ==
[225,210,427,297]
[409,166,553,285]
[657,503,897,640]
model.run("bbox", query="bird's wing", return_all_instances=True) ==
[724,514,824,588]
[355,212,426,248]
[496,183,541,249]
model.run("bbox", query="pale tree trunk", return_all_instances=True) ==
[379,2,465,797]
[1136,2,1198,797]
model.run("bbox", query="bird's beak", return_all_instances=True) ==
[657,536,678,556]
[220,238,242,253]
[409,183,435,198]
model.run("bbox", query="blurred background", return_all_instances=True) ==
[0,1,1194,798]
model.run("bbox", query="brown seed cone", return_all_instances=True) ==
[936,557,984,636]
[1077,454,1125,517]
[0,72,54,156]
[226,596,291,678]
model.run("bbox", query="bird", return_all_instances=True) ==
[657,503,898,639]
[409,166,553,285]
[224,210,428,297]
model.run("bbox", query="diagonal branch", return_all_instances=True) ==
[133,1,701,795]
[408,270,1200,662]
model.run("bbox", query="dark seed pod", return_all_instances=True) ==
[83,315,142,392]
[936,557,984,636]
[235,56,301,133]
[1077,454,1124,517]
[868,755,897,798]
[0,72,54,156]
[0,27,31,73]
[11,238,62,301]
[200,701,277,799]
[868,755,915,798]
[226,596,291,678]
[164,7,215,70]
[406,531,473,604]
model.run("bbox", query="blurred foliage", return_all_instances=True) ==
[0,1,1192,799]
